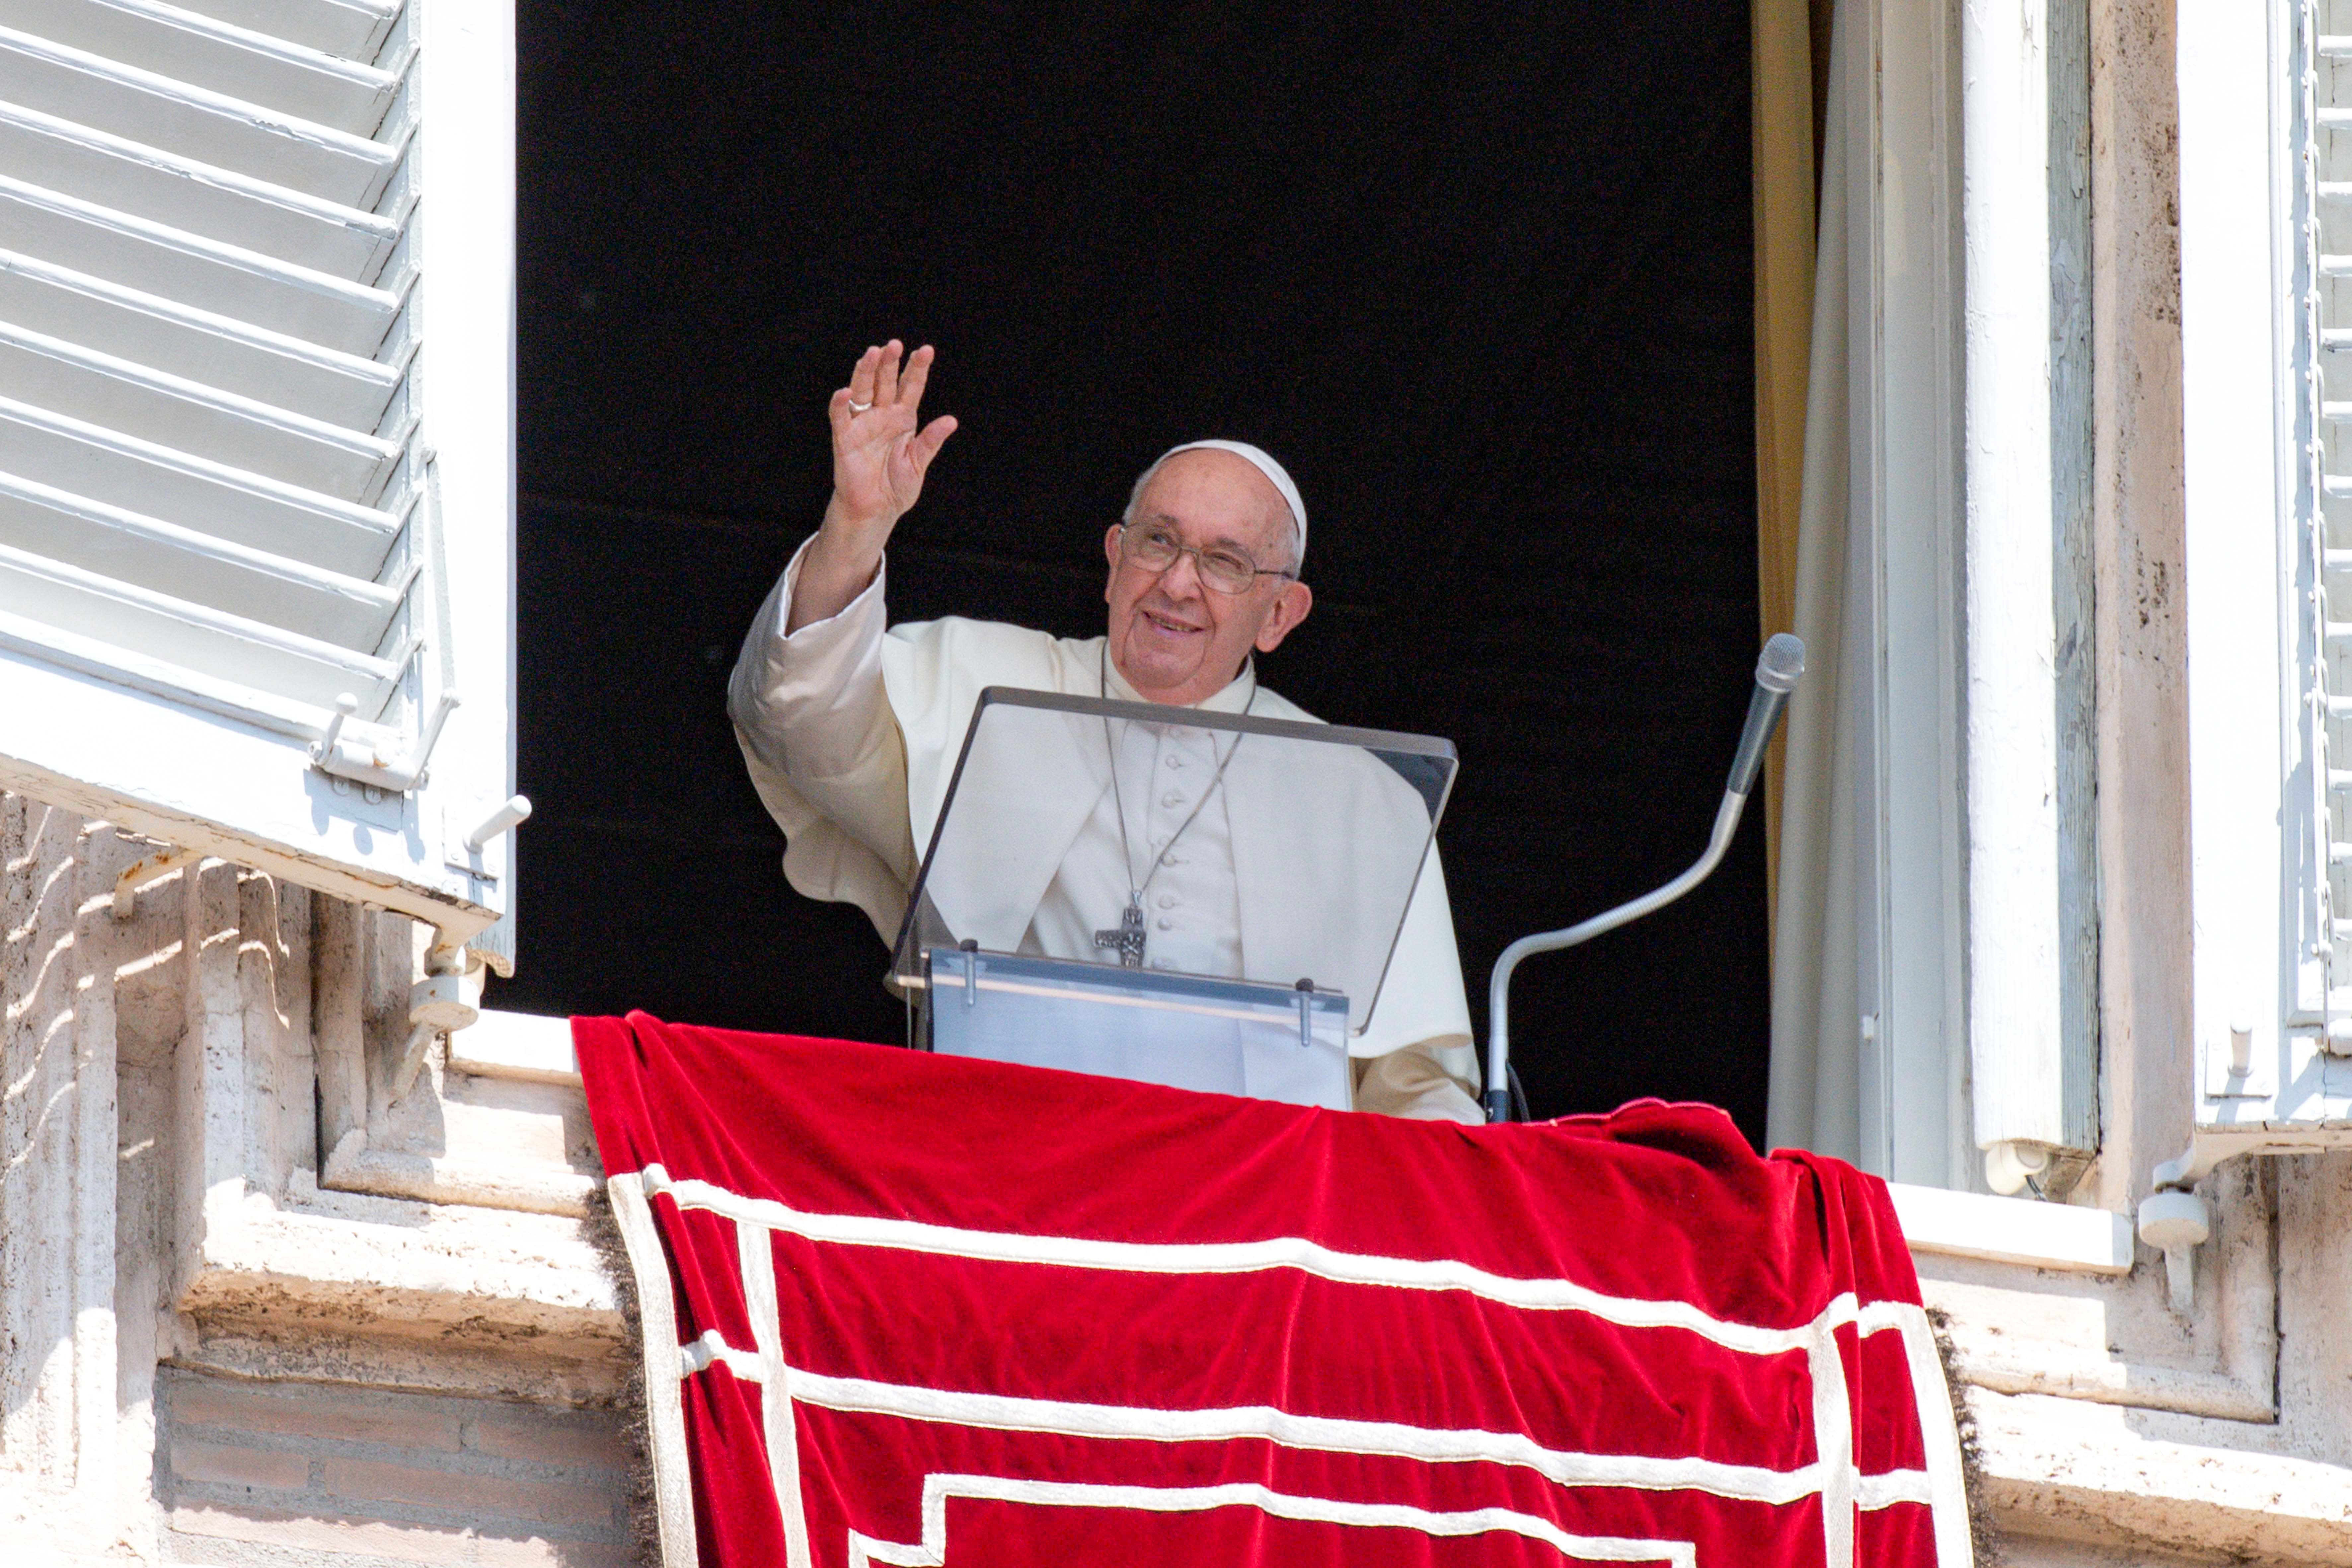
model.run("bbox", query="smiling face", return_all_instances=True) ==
[1102,449,1314,706]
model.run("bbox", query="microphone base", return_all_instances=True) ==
[1484,1087,1511,1124]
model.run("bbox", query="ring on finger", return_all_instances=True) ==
[848,398,873,413]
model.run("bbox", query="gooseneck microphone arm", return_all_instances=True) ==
[1482,634,1807,1124]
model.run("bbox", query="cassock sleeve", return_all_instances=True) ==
[727,535,920,940]
[1346,843,1480,1122]
[1353,1043,1483,1123]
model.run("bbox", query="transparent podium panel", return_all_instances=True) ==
[893,687,1457,1109]
[925,948,1353,1109]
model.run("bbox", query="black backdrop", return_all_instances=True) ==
[502,1,1769,1143]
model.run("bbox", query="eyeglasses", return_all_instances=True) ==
[1118,522,1297,596]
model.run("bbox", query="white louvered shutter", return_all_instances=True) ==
[0,0,514,947]
[2177,0,2352,1152]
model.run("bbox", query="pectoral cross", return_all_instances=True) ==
[1094,895,1147,969]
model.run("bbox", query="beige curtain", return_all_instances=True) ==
[1753,0,1820,922]
[1764,0,1860,1161]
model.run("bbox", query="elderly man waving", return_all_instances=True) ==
[729,341,1479,1121]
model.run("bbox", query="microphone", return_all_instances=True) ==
[1481,633,1808,1123]
[1726,633,1807,799]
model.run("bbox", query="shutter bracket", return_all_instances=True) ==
[390,943,483,1100]
[312,688,461,793]
[110,845,202,920]
[2138,1145,2217,1315]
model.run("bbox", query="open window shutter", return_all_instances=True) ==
[0,0,514,947]
[2180,0,2352,1149]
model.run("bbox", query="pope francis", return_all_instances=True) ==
[727,340,1481,1122]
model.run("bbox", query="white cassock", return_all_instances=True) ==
[728,536,1482,1122]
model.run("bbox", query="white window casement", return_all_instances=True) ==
[1834,0,1974,1192]
[1803,0,2099,1197]
[2173,0,2352,1171]
[0,0,517,955]
[1956,0,2102,1195]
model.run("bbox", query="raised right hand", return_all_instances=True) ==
[791,340,958,632]
[828,340,958,531]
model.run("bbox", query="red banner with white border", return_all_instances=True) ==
[575,1012,1969,1567]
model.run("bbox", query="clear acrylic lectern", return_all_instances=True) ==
[892,687,1457,1110]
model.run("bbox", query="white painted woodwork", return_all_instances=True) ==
[167,0,398,59]
[1802,0,2094,1192]
[1960,0,2078,1167]
[0,101,405,278]
[1826,0,1973,1189]
[2173,0,2352,1154]
[0,321,401,494]
[0,395,404,569]
[0,24,404,204]
[0,471,404,645]
[1887,1181,2134,1274]
[0,175,408,350]
[0,538,405,701]
[0,0,408,135]
[0,249,407,425]
[0,0,514,943]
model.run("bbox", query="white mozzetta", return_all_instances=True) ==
[0,0,516,943]
[1961,0,2073,1170]
[1887,1182,2134,1274]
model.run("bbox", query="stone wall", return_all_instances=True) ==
[155,1371,630,1566]
[0,798,630,1565]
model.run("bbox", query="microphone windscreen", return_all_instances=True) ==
[1756,633,1806,694]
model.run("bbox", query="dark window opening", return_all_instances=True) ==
[508,2,1767,1142]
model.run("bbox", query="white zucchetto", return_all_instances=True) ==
[1136,440,1308,564]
